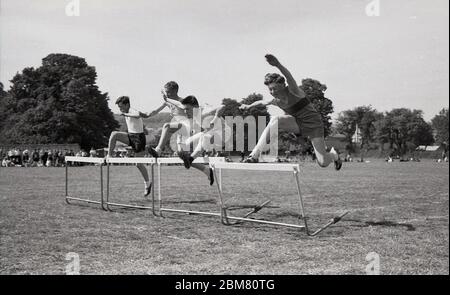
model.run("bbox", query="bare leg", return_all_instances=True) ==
[108,132,151,190]
[155,122,182,154]
[310,137,337,168]
[249,115,299,158]
[108,131,130,156]
[191,133,213,158]
[181,132,213,181]
[135,151,150,182]
[185,133,210,177]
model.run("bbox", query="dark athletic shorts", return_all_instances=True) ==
[128,133,146,153]
[293,105,325,139]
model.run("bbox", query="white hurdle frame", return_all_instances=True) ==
[211,162,349,236]
[64,156,347,236]
[155,157,225,217]
[65,156,107,210]
[105,157,157,214]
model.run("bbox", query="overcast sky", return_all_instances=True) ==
[1,0,448,121]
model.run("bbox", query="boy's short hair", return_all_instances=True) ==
[116,96,130,105]
[164,81,179,92]
[182,95,199,108]
[264,73,285,85]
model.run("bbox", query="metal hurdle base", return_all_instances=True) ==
[211,162,349,237]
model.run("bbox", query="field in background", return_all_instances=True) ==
[0,160,448,274]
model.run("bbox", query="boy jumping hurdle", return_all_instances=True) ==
[164,95,219,185]
[107,96,153,196]
[239,54,342,170]
[147,81,191,157]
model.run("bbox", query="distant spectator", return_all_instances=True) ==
[32,149,40,166]
[22,150,30,167]
[89,147,97,157]
[2,157,11,167]
[40,150,48,167]
[46,151,53,167]
[59,151,66,166]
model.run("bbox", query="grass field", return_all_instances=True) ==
[0,160,448,274]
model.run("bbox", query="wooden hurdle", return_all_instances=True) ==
[155,157,226,218]
[64,156,347,236]
[64,156,225,216]
[65,156,107,210]
[211,162,349,236]
[105,157,157,214]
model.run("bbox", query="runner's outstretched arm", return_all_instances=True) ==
[265,54,305,98]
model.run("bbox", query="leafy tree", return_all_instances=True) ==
[0,82,6,96]
[431,108,449,156]
[431,108,449,145]
[300,78,334,137]
[0,54,119,149]
[0,82,11,144]
[336,105,383,152]
[374,108,434,158]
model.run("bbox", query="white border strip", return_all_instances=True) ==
[212,162,299,172]
[65,156,105,164]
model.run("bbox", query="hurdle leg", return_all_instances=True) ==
[156,163,163,217]
[151,163,158,216]
[213,168,279,226]
[212,166,232,225]
[106,162,111,211]
[217,167,222,191]
[100,163,106,211]
[293,166,309,231]
[65,162,70,204]
[293,166,348,236]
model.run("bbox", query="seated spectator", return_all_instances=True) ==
[2,157,12,167]
[22,149,30,167]
[32,149,40,167]
[7,149,13,159]
[40,150,48,167]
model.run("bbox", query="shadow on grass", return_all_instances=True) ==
[346,219,416,231]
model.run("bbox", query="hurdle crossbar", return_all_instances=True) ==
[65,156,107,210]
[156,157,225,217]
[211,162,349,236]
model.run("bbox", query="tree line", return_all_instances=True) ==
[335,105,448,158]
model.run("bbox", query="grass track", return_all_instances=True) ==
[0,160,448,274]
